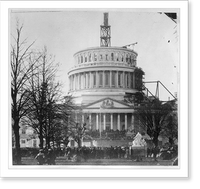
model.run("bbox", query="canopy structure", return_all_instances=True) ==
[132,132,147,147]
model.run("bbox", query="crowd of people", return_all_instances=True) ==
[85,129,134,140]
[35,144,178,165]
[35,148,56,165]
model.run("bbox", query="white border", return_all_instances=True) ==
[0,1,188,178]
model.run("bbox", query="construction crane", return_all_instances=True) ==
[122,42,138,51]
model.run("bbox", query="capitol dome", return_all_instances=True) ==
[67,13,144,133]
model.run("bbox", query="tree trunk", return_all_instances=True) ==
[77,138,82,147]
[13,121,21,165]
[39,133,44,149]
[153,132,159,161]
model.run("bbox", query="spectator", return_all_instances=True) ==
[46,148,56,165]
[35,149,45,165]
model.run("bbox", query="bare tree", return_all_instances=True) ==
[160,102,178,146]
[11,22,41,164]
[26,47,63,149]
[135,98,176,159]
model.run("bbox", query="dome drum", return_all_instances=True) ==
[73,47,137,68]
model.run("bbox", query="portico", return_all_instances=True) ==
[79,98,135,131]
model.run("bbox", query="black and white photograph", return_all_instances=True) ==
[10,8,179,167]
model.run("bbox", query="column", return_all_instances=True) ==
[132,72,135,88]
[125,114,127,130]
[117,113,120,130]
[73,75,76,90]
[131,114,134,130]
[78,74,80,90]
[69,76,71,91]
[90,72,93,88]
[96,114,99,130]
[128,72,131,88]
[96,71,98,87]
[110,113,113,130]
[123,71,125,88]
[103,71,105,87]
[103,113,106,130]
[116,71,118,88]
[110,71,112,87]
[89,114,92,129]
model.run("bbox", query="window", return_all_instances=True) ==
[85,56,87,62]
[22,129,26,134]
[105,54,108,61]
[99,72,103,87]
[105,71,110,86]
[81,56,83,63]
[122,54,124,62]
[111,53,114,61]
[21,140,26,144]
[126,54,128,63]
[89,54,91,62]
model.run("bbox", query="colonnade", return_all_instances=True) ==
[69,70,135,91]
[76,113,135,131]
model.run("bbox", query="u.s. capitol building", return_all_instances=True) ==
[67,13,144,139]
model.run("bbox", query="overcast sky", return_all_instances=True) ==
[10,9,179,101]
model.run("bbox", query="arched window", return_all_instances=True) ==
[89,53,91,62]
[105,54,108,61]
[111,53,114,61]
[126,54,128,63]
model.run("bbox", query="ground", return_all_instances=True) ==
[19,156,175,166]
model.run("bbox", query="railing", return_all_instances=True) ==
[68,62,135,72]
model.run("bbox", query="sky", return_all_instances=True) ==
[10,9,179,101]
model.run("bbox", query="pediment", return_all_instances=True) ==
[84,98,131,109]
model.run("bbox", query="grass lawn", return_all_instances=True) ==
[19,156,175,166]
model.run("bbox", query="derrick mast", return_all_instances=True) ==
[100,12,111,47]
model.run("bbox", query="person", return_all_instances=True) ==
[46,148,56,165]
[35,149,45,165]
